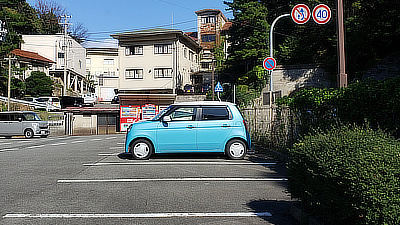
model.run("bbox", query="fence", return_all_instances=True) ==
[241,106,299,153]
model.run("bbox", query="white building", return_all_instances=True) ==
[85,47,119,102]
[21,35,92,96]
[111,28,201,105]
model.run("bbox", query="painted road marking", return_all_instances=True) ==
[26,145,46,149]
[3,212,272,218]
[0,148,18,152]
[105,137,117,140]
[83,162,277,166]
[51,142,67,146]
[98,153,120,156]
[71,140,86,144]
[58,178,288,183]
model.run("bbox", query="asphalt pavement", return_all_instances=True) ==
[0,134,296,225]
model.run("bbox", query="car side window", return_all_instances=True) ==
[0,114,9,121]
[201,107,230,120]
[168,107,196,121]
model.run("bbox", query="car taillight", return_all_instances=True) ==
[243,119,248,131]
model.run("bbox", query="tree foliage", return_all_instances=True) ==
[221,0,400,98]
[25,71,54,96]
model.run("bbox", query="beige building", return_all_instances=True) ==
[86,47,119,102]
[21,35,92,96]
[195,9,230,89]
[111,28,201,105]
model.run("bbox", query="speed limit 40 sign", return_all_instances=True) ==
[312,4,331,24]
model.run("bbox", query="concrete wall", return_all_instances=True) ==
[73,114,98,135]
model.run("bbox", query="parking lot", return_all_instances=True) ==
[0,134,295,224]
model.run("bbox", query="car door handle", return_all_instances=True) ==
[221,124,231,128]
[186,125,196,129]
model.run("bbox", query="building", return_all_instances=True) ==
[10,49,54,80]
[21,35,93,97]
[85,47,119,102]
[195,9,230,90]
[111,28,201,106]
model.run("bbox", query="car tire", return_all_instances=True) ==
[225,139,247,160]
[24,129,34,139]
[130,139,153,160]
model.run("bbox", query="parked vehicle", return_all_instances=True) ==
[83,93,97,106]
[125,101,251,160]
[184,84,195,94]
[111,95,119,104]
[39,96,61,109]
[0,111,49,138]
[60,96,84,108]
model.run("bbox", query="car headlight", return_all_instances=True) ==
[127,123,134,133]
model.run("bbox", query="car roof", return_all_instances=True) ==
[173,101,236,106]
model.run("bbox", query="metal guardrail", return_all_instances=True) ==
[0,96,61,111]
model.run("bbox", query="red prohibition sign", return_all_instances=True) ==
[313,4,331,24]
[291,4,311,24]
[263,57,276,71]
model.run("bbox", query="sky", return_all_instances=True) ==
[25,0,233,47]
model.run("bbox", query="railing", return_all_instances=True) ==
[0,96,61,111]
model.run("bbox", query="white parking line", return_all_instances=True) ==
[84,162,277,166]
[0,148,18,152]
[71,140,86,144]
[3,212,272,218]
[109,147,124,149]
[58,178,288,183]
[26,145,46,149]
[105,137,117,140]
[51,142,67,146]
[98,153,120,156]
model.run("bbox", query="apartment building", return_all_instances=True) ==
[111,28,201,105]
[86,47,119,102]
[195,9,230,88]
[21,35,92,96]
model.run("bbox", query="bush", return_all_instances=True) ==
[288,125,400,224]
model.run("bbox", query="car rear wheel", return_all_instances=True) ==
[226,139,247,160]
[24,129,34,139]
[130,139,153,160]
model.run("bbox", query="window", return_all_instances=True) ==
[154,68,172,78]
[126,46,143,55]
[168,107,196,121]
[201,16,215,24]
[201,34,216,43]
[125,69,143,79]
[154,44,172,54]
[201,62,210,69]
[103,59,114,65]
[58,52,65,58]
[201,107,230,120]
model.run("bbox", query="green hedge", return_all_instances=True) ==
[278,77,400,138]
[288,125,400,224]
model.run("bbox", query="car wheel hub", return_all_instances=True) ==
[133,143,149,158]
[229,143,244,157]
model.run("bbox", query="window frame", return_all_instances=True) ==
[125,69,144,79]
[126,46,143,55]
[154,44,172,54]
[154,68,173,79]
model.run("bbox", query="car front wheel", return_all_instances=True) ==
[226,139,247,160]
[130,139,153,160]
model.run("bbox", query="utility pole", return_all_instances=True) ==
[336,0,347,88]
[5,55,16,111]
[60,14,72,96]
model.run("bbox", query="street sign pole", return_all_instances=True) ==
[269,14,290,122]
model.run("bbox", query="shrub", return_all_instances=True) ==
[288,125,400,224]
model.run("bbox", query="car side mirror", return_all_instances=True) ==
[162,116,171,122]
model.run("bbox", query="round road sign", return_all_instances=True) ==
[291,4,311,24]
[263,57,276,71]
[313,4,331,24]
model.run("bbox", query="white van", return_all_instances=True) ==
[0,111,50,138]
[40,97,61,109]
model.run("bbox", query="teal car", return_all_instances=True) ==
[125,101,251,160]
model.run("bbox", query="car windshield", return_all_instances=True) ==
[23,113,41,121]
[152,106,172,121]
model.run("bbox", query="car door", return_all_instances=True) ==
[7,114,23,135]
[156,106,198,152]
[196,106,233,152]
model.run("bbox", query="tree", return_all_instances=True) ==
[25,71,54,96]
